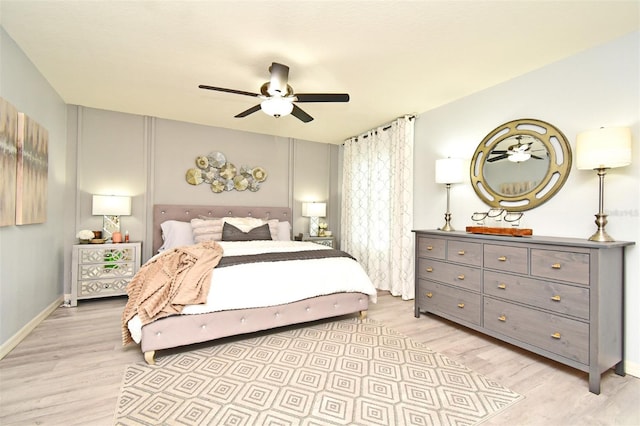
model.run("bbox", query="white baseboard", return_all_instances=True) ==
[0,296,64,360]
[625,359,640,379]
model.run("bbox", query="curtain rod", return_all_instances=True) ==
[346,114,415,143]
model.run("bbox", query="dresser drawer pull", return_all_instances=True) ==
[457,274,465,280]
[457,303,465,309]
[426,267,433,272]
[426,292,433,298]
[497,283,507,289]
[458,250,465,255]
[498,256,507,262]
[551,295,561,302]
[551,332,561,339]
[426,246,433,251]
[551,263,561,269]
[498,315,507,322]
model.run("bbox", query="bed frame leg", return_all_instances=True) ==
[359,310,368,321]
[144,351,156,365]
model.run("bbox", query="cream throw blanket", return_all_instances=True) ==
[122,241,223,345]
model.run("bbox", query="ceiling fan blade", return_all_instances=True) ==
[295,93,350,103]
[488,154,508,162]
[531,154,545,160]
[199,85,260,98]
[268,62,290,96]
[291,104,314,123]
[491,150,508,154]
[234,104,262,118]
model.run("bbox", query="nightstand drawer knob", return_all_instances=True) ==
[551,295,561,302]
[551,332,561,339]
[426,245,433,251]
[498,283,507,289]
[426,292,433,298]
[458,250,465,255]
[426,267,433,272]
[498,315,507,322]
[552,263,561,269]
[498,256,507,261]
[457,274,465,280]
[457,303,465,308]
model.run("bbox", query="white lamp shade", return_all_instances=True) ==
[302,202,326,217]
[576,127,632,170]
[261,97,294,117]
[435,158,465,184]
[92,195,132,216]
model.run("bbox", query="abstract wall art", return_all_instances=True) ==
[0,97,19,227]
[16,112,48,225]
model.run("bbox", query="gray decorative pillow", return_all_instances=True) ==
[222,222,272,241]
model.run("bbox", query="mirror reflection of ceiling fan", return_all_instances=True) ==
[198,62,349,123]
[488,135,547,163]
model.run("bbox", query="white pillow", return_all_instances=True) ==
[277,221,292,241]
[222,216,265,232]
[158,220,194,252]
[191,218,224,243]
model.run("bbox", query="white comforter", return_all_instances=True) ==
[127,241,377,343]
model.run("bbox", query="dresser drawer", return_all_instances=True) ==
[78,247,136,264]
[79,278,129,297]
[78,262,135,280]
[531,249,589,285]
[417,236,446,260]
[484,244,528,274]
[484,271,589,319]
[447,240,482,266]
[418,280,481,325]
[417,258,481,292]
[484,297,589,365]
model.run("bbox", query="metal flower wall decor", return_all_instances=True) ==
[185,151,267,193]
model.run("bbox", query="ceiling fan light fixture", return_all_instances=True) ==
[260,97,293,118]
[508,151,531,162]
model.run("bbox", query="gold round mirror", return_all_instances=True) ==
[470,118,572,211]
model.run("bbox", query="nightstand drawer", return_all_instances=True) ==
[447,240,482,266]
[417,258,481,292]
[484,270,589,319]
[484,297,589,364]
[418,280,481,325]
[484,244,528,274]
[78,247,136,264]
[531,249,589,285]
[78,262,135,280]
[417,236,446,260]
[79,278,130,297]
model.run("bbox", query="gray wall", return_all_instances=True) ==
[0,28,68,344]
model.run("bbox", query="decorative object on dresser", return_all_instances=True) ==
[185,151,267,193]
[70,241,141,307]
[470,118,572,211]
[92,194,131,241]
[302,201,326,237]
[413,229,634,394]
[435,157,465,231]
[576,127,632,242]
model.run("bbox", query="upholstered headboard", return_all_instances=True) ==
[153,205,293,254]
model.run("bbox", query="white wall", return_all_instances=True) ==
[413,32,640,374]
[0,28,68,344]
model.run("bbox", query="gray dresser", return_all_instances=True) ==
[413,229,633,394]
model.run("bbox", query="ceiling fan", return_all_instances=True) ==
[198,62,349,123]
[488,136,546,163]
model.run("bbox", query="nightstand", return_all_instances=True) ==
[70,241,141,306]
[302,235,335,248]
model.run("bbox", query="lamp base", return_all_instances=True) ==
[440,213,454,232]
[309,216,320,237]
[588,213,615,242]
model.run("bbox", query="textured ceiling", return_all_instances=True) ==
[1,1,638,144]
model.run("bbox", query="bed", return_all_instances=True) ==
[124,204,377,365]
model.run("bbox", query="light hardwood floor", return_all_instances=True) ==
[1,292,639,425]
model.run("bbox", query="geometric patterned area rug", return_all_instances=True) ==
[114,318,523,426]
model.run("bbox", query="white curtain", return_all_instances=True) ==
[341,115,415,299]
